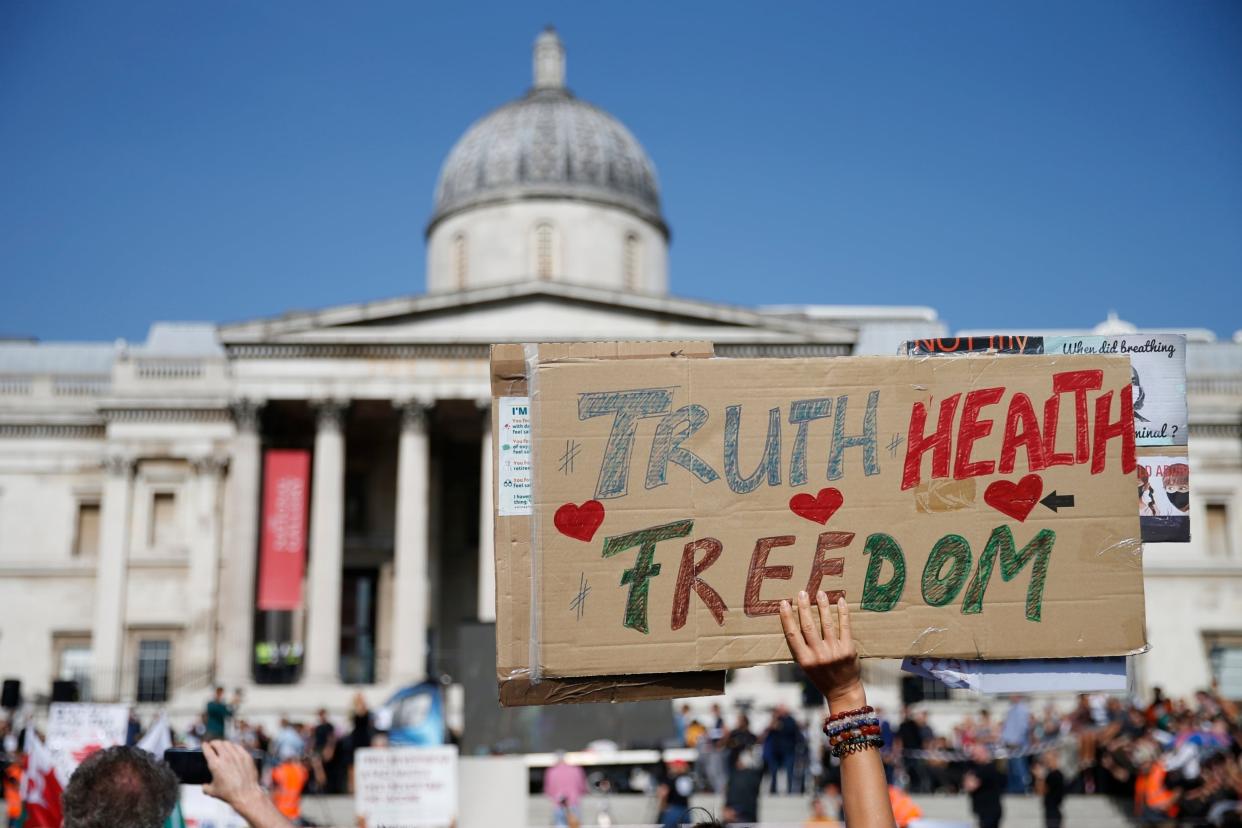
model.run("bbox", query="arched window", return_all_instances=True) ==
[534,222,556,280]
[452,233,468,289]
[623,232,641,290]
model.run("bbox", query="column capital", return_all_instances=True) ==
[394,399,430,432]
[229,399,264,433]
[313,399,349,432]
[190,454,230,476]
[102,453,135,478]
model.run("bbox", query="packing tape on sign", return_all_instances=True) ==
[524,343,543,685]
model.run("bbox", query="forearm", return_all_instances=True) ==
[830,685,892,828]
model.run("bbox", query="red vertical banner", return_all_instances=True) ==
[257,449,311,611]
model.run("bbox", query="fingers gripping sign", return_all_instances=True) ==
[779,590,865,711]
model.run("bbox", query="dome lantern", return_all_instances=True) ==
[533,26,566,91]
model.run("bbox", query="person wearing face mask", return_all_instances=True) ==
[1160,463,1190,513]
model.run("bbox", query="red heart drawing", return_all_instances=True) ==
[983,474,1043,522]
[789,487,845,525]
[554,500,606,542]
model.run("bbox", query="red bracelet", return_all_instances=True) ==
[826,705,873,723]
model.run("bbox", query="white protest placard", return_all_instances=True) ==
[46,703,128,784]
[355,746,458,828]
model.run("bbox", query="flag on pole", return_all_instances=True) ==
[20,728,63,828]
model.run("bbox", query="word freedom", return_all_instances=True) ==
[600,521,1055,635]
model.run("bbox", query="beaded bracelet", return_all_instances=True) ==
[825,713,878,737]
[826,704,874,723]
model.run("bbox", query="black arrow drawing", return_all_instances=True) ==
[1040,491,1075,512]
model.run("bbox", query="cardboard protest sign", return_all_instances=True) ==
[355,746,458,828]
[46,703,128,784]
[503,347,1145,684]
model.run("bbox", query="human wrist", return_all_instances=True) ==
[228,784,270,818]
[825,681,867,714]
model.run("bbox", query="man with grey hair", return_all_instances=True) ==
[62,745,179,828]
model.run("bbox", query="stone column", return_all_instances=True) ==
[188,455,227,687]
[217,400,262,687]
[477,403,496,622]
[391,400,430,684]
[304,400,348,684]
[93,453,134,701]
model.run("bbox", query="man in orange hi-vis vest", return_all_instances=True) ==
[1134,756,1179,824]
[272,752,309,823]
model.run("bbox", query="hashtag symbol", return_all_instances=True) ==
[887,433,905,458]
[558,439,582,475]
[569,572,591,620]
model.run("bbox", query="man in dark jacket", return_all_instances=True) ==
[963,744,1004,828]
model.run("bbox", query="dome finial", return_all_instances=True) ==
[533,26,565,90]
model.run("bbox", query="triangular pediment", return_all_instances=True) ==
[217,281,857,346]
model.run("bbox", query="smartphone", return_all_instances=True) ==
[164,747,263,785]
[164,748,211,784]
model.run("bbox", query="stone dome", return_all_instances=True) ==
[428,28,666,236]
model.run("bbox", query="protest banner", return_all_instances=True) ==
[46,703,128,784]
[355,746,458,828]
[493,343,1147,696]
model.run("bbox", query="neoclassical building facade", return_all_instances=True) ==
[0,30,1238,727]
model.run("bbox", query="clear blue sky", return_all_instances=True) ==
[3,1,1239,342]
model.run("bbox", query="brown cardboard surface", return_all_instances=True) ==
[520,351,1145,679]
[491,342,726,705]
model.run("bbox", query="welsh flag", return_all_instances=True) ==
[20,728,63,828]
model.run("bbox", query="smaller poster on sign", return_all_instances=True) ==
[46,703,128,784]
[1045,334,1187,446]
[497,397,532,516]
[1137,454,1191,542]
[355,746,458,828]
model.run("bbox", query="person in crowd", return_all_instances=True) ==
[724,714,757,778]
[544,750,587,828]
[272,717,304,765]
[271,742,309,824]
[803,795,839,826]
[896,706,927,793]
[1002,694,1033,793]
[778,590,896,828]
[657,758,695,828]
[963,743,1004,828]
[684,717,707,750]
[888,783,923,827]
[309,708,336,793]
[1034,749,1066,828]
[767,703,801,794]
[204,741,296,828]
[204,686,235,741]
[62,745,179,828]
[3,753,22,828]
[723,744,764,826]
[346,693,374,793]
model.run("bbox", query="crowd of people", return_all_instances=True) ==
[668,683,1242,827]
